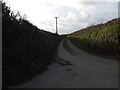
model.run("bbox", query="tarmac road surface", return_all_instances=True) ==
[14,38,118,88]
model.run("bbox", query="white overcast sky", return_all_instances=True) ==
[4,0,119,34]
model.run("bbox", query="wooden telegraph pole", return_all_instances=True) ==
[55,17,58,34]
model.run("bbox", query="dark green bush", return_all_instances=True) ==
[2,2,64,87]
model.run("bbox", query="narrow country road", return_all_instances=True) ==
[14,38,118,88]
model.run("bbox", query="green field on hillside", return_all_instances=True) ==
[68,18,120,58]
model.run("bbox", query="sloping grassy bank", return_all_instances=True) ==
[2,2,65,87]
[68,18,120,60]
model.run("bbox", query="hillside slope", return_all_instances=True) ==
[68,18,120,59]
[2,2,64,87]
